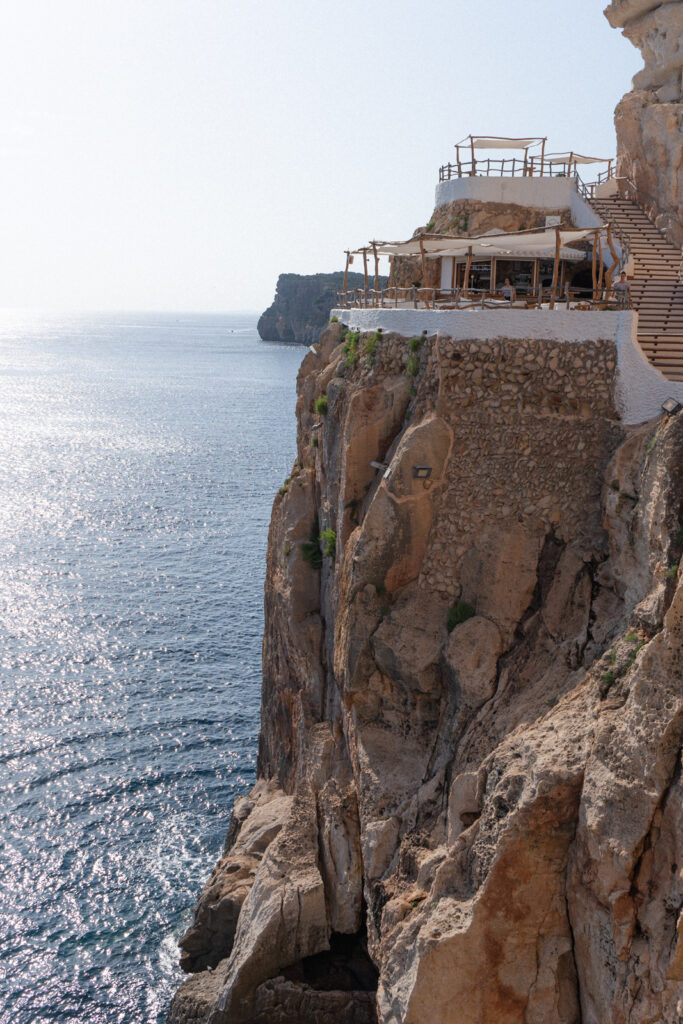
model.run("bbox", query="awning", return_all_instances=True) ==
[545,152,611,165]
[360,227,598,260]
[456,135,545,150]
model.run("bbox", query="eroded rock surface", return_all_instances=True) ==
[605,0,683,245]
[168,319,683,1023]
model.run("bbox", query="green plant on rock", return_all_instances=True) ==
[408,336,422,352]
[665,561,679,578]
[311,434,319,448]
[406,353,420,377]
[314,394,328,416]
[447,601,475,632]
[321,527,336,559]
[425,220,435,232]
[343,331,361,370]
[363,334,377,362]
[330,315,339,323]
[302,517,323,570]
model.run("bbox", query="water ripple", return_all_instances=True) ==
[0,311,302,1024]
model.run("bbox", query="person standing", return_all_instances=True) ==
[613,271,631,309]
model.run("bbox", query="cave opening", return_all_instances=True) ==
[281,927,379,992]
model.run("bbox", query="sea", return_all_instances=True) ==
[0,311,304,1024]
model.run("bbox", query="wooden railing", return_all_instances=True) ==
[335,286,630,311]
[440,160,616,189]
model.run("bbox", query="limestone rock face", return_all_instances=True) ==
[605,0,683,245]
[257,273,388,345]
[169,325,683,1023]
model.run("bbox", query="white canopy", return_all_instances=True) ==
[456,135,545,150]
[363,227,597,261]
[545,152,611,165]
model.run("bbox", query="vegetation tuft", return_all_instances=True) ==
[302,517,323,570]
[321,527,336,559]
[314,394,328,415]
[447,601,475,632]
[330,315,339,323]
[406,353,420,377]
[408,336,422,353]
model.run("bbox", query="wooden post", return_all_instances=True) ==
[419,237,427,295]
[591,229,598,301]
[532,257,539,291]
[605,224,618,291]
[470,136,476,176]
[597,231,604,296]
[372,242,379,308]
[450,256,456,295]
[456,144,461,177]
[362,249,368,304]
[523,148,528,176]
[343,251,351,306]
[540,138,546,177]
[491,257,497,294]
[549,227,561,309]
[464,245,473,292]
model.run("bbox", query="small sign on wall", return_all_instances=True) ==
[545,215,561,227]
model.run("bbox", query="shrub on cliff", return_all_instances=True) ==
[321,528,336,559]
[447,601,475,631]
[314,394,328,415]
[302,517,323,570]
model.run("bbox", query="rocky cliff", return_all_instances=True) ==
[258,273,387,346]
[605,0,683,246]
[169,318,683,1024]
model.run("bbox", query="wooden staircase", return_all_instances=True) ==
[590,194,683,381]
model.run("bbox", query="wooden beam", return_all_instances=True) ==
[372,242,379,307]
[343,251,351,303]
[491,257,497,293]
[597,231,604,295]
[362,249,368,304]
[549,227,561,309]
[464,246,473,292]
[591,229,598,300]
[470,136,475,175]
[540,138,546,177]
[419,237,427,290]
[605,224,618,291]
[450,256,456,293]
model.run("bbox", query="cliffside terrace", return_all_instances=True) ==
[338,226,625,313]
[438,135,614,199]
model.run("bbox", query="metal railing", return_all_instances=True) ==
[335,285,629,312]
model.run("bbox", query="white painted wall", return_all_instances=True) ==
[434,175,576,211]
[329,306,683,425]
[570,189,603,229]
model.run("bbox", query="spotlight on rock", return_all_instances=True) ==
[413,466,432,479]
[661,397,681,415]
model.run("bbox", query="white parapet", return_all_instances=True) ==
[435,175,577,211]
[330,306,683,426]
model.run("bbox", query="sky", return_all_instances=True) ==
[0,0,642,312]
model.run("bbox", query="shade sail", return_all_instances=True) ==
[456,135,545,150]
[545,152,611,165]
[362,227,598,260]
